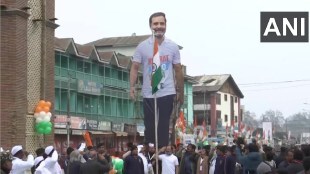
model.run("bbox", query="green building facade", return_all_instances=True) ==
[53,36,195,151]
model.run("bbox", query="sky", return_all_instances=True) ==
[55,0,310,118]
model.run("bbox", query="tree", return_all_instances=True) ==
[243,110,259,128]
[286,112,310,139]
[260,110,285,132]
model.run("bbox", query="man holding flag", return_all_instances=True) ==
[130,12,184,147]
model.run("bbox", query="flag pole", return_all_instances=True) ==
[152,30,159,174]
[154,94,159,174]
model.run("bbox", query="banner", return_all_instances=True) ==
[86,119,98,130]
[262,122,272,141]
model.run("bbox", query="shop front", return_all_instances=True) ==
[54,115,86,157]
[54,115,114,155]
[112,123,128,152]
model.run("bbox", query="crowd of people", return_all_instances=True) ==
[1,139,310,174]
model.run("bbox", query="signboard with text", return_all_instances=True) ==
[98,121,111,131]
[77,79,103,95]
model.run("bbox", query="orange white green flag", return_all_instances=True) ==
[151,35,163,94]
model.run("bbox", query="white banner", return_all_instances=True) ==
[262,122,272,141]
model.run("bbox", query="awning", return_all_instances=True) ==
[138,132,144,136]
[113,131,128,136]
[89,131,113,135]
[54,129,67,135]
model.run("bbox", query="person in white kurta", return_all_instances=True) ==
[44,146,62,174]
[10,145,34,174]
[34,156,51,174]
[138,145,149,174]
[158,146,179,174]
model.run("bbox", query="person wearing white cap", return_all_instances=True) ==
[34,156,51,174]
[43,146,62,174]
[10,145,34,174]
[137,145,150,174]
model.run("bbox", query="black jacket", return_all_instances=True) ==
[79,159,110,174]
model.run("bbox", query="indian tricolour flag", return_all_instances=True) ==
[151,36,163,94]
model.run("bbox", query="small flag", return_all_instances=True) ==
[194,116,197,128]
[202,120,207,136]
[179,111,185,133]
[151,34,163,94]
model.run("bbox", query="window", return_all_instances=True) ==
[61,55,68,68]
[77,60,84,72]
[225,115,228,122]
[224,94,227,101]
[235,97,238,103]
[60,89,68,111]
[77,94,84,113]
[92,63,98,75]
[99,66,104,76]
[84,95,91,113]
[105,67,111,77]
[84,62,91,73]
[216,110,222,127]
[55,54,61,67]
[235,116,238,122]
[98,97,104,115]
[69,57,76,70]
[216,93,221,105]
[54,88,60,110]
[118,71,123,80]
[123,72,129,81]
[104,96,111,115]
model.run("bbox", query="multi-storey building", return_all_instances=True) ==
[193,74,244,137]
[1,0,57,152]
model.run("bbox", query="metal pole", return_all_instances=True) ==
[154,95,159,174]
[204,90,206,126]
[67,75,71,147]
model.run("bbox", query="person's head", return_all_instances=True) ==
[114,151,120,158]
[66,147,74,156]
[149,143,155,153]
[11,145,24,159]
[165,146,173,156]
[216,145,226,156]
[248,143,259,153]
[200,146,209,157]
[88,149,97,160]
[266,151,274,161]
[171,144,177,153]
[177,143,183,150]
[149,12,166,39]
[137,145,144,154]
[45,146,55,157]
[187,144,196,153]
[96,143,105,154]
[70,150,82,162]
[293,149,304,161]
[1,152,13,172]
[127,142,133,149]
[303,157,310,173]
[35,147,45,157]
[285,150,294,163]
[131,145,138,156]
[227,145,236,156]
[302,145,310,157]
[280,146,287,154]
